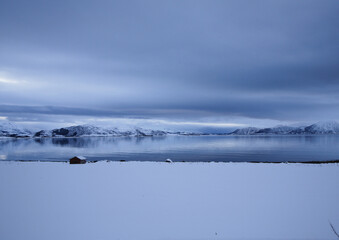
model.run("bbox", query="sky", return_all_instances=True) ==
[0,0,339,132]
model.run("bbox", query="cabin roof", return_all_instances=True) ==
[73,156,86,160]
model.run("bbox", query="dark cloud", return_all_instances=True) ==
[0,0,338,126]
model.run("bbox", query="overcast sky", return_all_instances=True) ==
[0,0,338,131]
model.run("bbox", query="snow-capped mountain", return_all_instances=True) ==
[255,125,298,135]
[0,121,32,137]
[292,121,339,134]
[33,125,169,137]
[230,121,339,135]
[34,125,119,137]
[230,127,260,135]
[134,128,168,136]
[2,121,339,138]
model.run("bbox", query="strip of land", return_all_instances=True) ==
[3,158,339,164]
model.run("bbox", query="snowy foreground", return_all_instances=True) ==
[0,162,339,240]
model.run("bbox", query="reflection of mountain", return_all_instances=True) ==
[0,138,33,149]
[33,136,166,148]
[52,138,92,148]
[50,137,113,148]
[50,136,168,148]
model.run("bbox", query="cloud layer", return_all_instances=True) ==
[0,0,338,129]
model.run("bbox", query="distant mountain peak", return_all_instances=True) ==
[0,121,32,137]
[230,121,339,135]
[230,127,259,135]
[304,121,339,134]
[312,120,339,127]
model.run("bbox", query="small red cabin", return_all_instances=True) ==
[69,156,86,164]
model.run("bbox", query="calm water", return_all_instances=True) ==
[1,135,339,162]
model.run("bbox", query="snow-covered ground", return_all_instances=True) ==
[0,161,338,240]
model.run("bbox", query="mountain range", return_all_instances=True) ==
[0,122,194,138]
[229,121,339,135]
[0,121,33,138]
[33,125,171,138]
[1,121,339,138]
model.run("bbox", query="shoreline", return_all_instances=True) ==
[1,159,339,164]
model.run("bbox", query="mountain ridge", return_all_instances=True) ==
[229,121,339,135]
[0,121,32,138]
[1,121,339,138]
[0,122,197,138]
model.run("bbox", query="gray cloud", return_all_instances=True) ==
[0,0,338,127]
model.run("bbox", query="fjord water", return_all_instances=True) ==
[1,135,339,162]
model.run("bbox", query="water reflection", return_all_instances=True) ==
[30,136,168,148]
[1,135,339,162]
